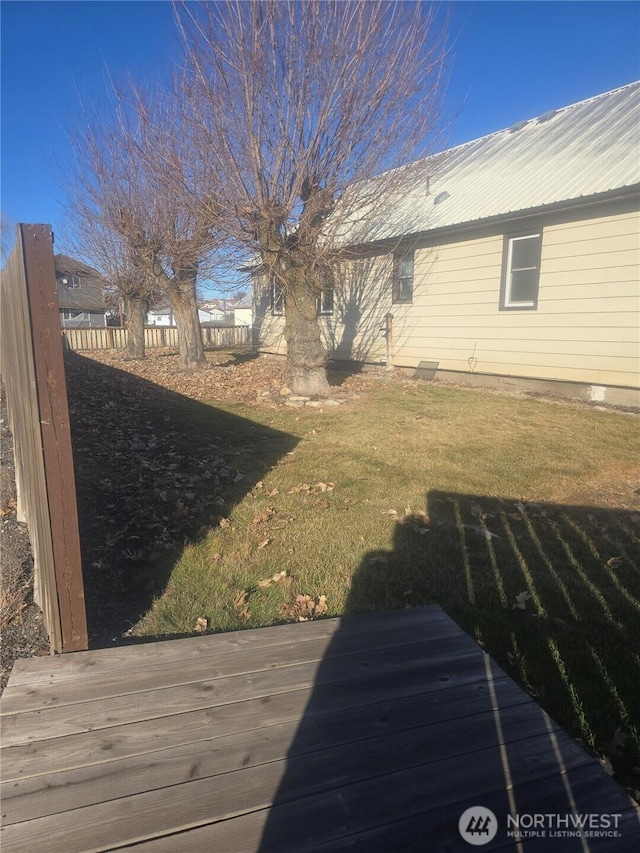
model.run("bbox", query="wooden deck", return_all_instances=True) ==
[1,606,638,851]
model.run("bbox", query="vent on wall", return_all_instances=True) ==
[414,360,439,381]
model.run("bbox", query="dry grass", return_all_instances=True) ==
[70,350,640,788]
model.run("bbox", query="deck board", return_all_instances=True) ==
[1,605,637,852]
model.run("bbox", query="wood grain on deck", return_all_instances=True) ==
[1,606,638,851]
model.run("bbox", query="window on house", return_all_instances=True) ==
[501,232,542,309]
[393,251,414,303]
[61,275,80,289]
[271,278,284,315]
[317,286,334,316]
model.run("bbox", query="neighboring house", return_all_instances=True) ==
[145,301,228,326]
[231,294,253,327]
[198,300,228,326]
[55,255,108,329]
[145,303,174,327]
[257,82,640,406]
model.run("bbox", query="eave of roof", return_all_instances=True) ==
[344,184,640,254]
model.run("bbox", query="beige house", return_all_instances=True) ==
[257,82,640,406]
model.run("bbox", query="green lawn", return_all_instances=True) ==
[77,353,640,788]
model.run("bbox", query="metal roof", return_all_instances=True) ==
[357,81,640,243]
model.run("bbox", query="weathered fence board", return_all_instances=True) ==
[0,224,87,653]
[62,324,250,352]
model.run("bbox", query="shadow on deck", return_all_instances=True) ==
[2,474,640,850]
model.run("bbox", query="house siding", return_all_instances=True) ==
[388,205,639,389]
[255,203,639,393]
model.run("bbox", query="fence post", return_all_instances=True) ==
[0,224,88,652]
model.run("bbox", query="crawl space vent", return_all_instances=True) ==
[414,360,439,381]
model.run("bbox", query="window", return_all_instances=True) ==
[271,278,284,315]
[317,286,334,315]
[61,275,80,289]
[501,232,542,309]
[393,251,414,303]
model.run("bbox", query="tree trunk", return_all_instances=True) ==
[283,267,330,396]
[123,294,148,359]
[166,276,205,370]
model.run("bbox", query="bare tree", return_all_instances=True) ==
[118,84,224,369]
[65,86,222,369]
[64,105,163,359]
[178,0,447,394]
[62,211,156,359]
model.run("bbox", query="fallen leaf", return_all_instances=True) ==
[606,557,623,569]
[464,524,500,541]
[293,593,316,621]
[194,616,208,633]
[257,538,271,550]
[257,570,288,587]
[233,589,248,608]
[512,591,531,611]
[219,517,231,528]
[315,595,328,616]
[289,483,311,494]
[252,509,275,525]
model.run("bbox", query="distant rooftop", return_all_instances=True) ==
[350,81,640,244]
[54,254,108,312]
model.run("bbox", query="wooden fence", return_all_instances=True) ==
[62,324,251,352]
[0,224,87,653]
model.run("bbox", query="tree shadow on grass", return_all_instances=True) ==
[205,348,260,366]
[64,351,297,648]
[255,491,640,849]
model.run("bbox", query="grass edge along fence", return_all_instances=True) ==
[62,324,251,352]
[0,224,88,653]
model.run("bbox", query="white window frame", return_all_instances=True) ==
[61,275,80,289]
[502,232,542,309]
[393,250,414,304]
[317,286,334,316]
[271,279,284,316]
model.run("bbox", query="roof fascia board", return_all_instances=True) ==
[344,185,640,257]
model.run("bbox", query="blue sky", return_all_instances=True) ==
[2,1,639,259]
